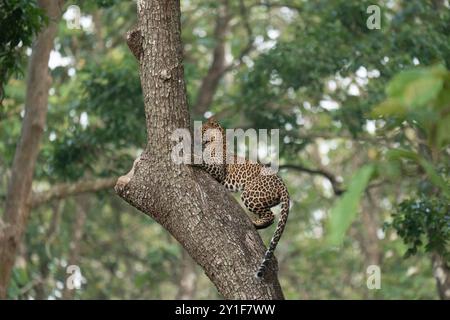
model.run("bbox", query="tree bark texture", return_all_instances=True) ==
[0,0,64,299]
[115,0,284,299]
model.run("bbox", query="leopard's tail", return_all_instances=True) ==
[256,187,290,278]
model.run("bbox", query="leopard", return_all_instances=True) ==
[198,117,290,278]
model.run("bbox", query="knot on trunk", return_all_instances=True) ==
[126,28,143,61]
[115,157,141,194]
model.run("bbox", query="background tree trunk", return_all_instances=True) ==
[35,201,62,299]
[360,191,382,267]
[31,177,117,207]
[192,0,230,116]
[0,0,64,299]
[62,195,89,300]
[432,253,450,300]
[115,0,284,299]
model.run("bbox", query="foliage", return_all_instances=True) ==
[370,64,450,261]
[46,57,145,180]
[238,0,450,141]
[327,164,374,245]
[372,64,450,156]
[389,196,449,260]
[0,0,47,100]
[323,61,450,256]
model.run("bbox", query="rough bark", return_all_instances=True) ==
[115,0,284,299]
[0,0,64,299]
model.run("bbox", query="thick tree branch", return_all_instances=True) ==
[117,0,284,299]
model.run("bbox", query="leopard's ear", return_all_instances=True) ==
[206,116,218,125]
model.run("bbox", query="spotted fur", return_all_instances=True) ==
[200,117,290,278]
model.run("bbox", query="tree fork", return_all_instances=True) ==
[115,0,284,299]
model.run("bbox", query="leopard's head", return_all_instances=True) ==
[202,117,224,145]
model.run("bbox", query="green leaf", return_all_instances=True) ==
[386,149,449,196]
[386,69,425,98]
[371,98,407,117]
[12,267,29,286]
[403,76,443,108]
[436,113,450,148]
[386,149,418,161]
[435,85,450,110]
[418,158,450,197]
[384,65,446,109]
[327,164,375,246]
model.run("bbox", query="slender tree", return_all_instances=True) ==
[0,0,64,298]
[62,195,89,300]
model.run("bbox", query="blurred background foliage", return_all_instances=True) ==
[0,0,47,99]
[0,0,449,299]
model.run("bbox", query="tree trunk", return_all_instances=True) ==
[35,201,62,299]
[0,0,64,299]
[115,0,284,299]
[176,0,230,295]
[62,196,89,300]
[360,192,382,267]
[432,253,450,300]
